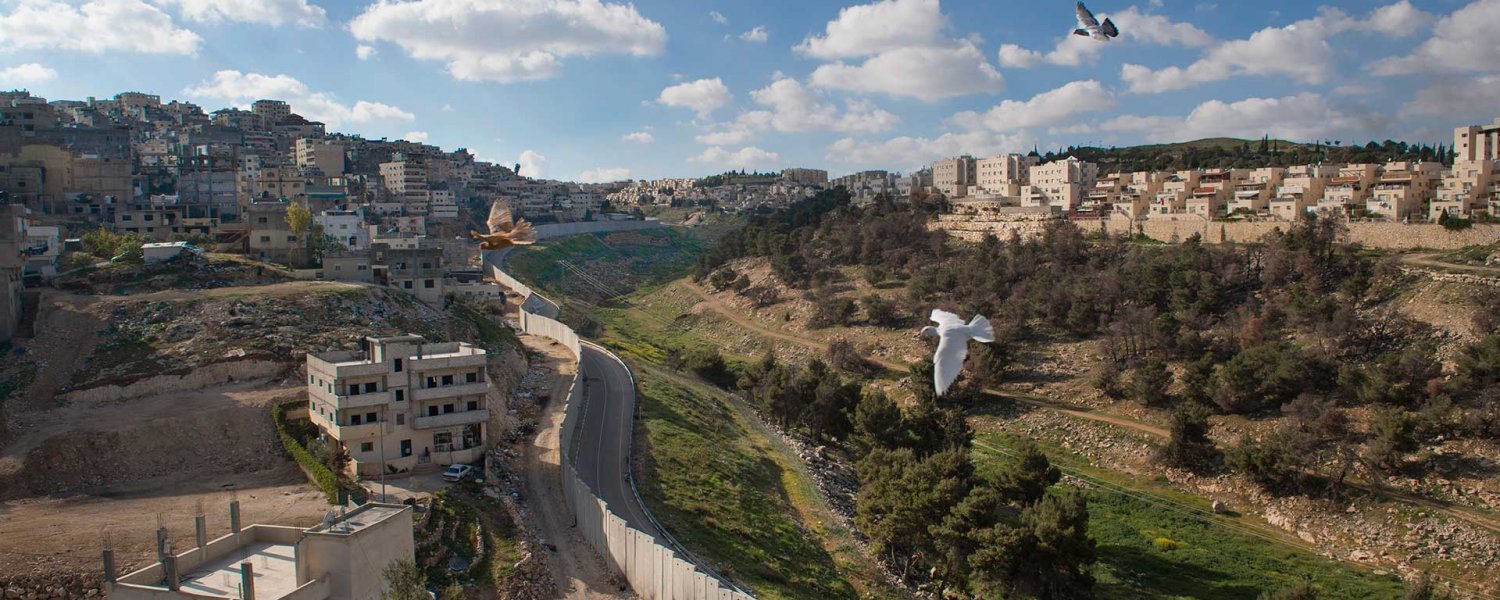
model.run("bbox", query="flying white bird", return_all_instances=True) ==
[921,309,996,397]
[1073,2,1119,42]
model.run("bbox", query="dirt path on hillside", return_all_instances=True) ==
[15,292,108,410]
[515,334,627,599]
[679,278,1500,539]
[1402,253,1500,277]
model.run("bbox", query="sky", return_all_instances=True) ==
[0,0,1497,182]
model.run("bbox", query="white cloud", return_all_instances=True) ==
[690,146,781,169]
[1365,0,1433,37]
[796,0,945,59]
[1101,93,1382,143]
[739,26,767,43]
[349,0,666,83]
[998,6,1213,69]
[1371,0,1500,75]
[518,149,548,178]
[622,131,655,143]
[157,0,326,27]
[826,131,1029,171]
[709,10,726,25]
[0,0,201,54]
[442,104,455,112]
[658,78,732,118]
[694,128,757,145]
[183,70,415,128]
[1401,74,1500,120]
[1120,8,1351,93]
[951,80,1117,132]
[0,63,59,85]
[747,77,899,133]
[809,42,1003,102]
[356,45,377,60]
[403,131,430,142]
[577,166,630,182]
[799,0,1001,101]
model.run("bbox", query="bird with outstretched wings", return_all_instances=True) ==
[921,309,996,397]
[470,200,537,249]
[1074,2,1119,41]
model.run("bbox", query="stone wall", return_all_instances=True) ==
[935,215,1500,250]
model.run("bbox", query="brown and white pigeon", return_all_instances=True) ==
[470,200,537,250]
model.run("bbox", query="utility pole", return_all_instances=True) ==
[379,411,388,503]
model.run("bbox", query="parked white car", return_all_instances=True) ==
[442,464,475,482]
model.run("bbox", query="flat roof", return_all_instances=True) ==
[179,542,297,600]
[307,504,406,535]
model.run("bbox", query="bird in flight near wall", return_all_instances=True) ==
[471,200,537,250]
[1074,2,1120,42]
[921,309,996,397]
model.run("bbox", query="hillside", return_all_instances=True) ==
[1058,136,1449,173]
[0,275,525,515]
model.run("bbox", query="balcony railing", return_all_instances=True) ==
[412,381,488,402]
[414,409,490,430]
[335,390,393,409]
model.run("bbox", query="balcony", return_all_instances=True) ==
[337,390,393,409]
[414,409,490,430]
[331,420,391,441]
[412,381,488,402]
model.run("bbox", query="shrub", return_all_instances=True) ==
[684,347,734,388]
[1226,430,1304,494]
[1152,537,1184,551]
[273,400,362,504]
[1128,357,1174,407]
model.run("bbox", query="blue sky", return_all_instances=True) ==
[1,0,1497,181]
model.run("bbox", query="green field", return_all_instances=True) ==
[971,432,1406,600]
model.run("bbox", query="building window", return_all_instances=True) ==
[394,358,403,372]
[466,372,478,383]
[350,414,362,425]
[396,414,405,425]
[260,236,270,243]
[364,382,377,393]
[287,236,296,242]
[434,432,453,446]
[360,442,373,453]
[466,400,477,411]
[258,217,268,224]
[443,403,454,414]
[427,406,438,416]
[395,389,404,402]
[424,279,435,289]
[348,384,359,396]
[366,412,377,423]
[309,375,315,384]
[400,440,412,457]
[441,374,454,386]
[426,376,436,388]
[403,281,413,289]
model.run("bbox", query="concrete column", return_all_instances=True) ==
[102,548,116,583]
[195,515,207,549]
[240,561,255,600]
[155,527,169,562]
[163,549,179,591]
[230,501,242,534]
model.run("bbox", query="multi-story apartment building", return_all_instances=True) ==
[1029,156,1098,211]
[1319,163,1379,215]
[316,209,370,250]
[976,154,1037,195]
[1149,171,1199,217]
[246,201,304,264]
[306,334,491,475]
[1110,171,1164,219]
[1368,161,1443,221]
[934,156,977,198]
[0,204,25,342]
[1432,159,1494,219]
[373,242,445,303]
[1269,165,1334,221]
[1454,118,1500,163]
[251,99,292,124]
[296,137,346,175]
[781,168,828,186]
[380,157,430,209]
[1229,167,1285,214]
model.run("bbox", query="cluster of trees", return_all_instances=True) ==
[733,348,1095,598]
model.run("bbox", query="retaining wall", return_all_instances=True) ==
[936,214,1500,250]
[482,225,752,600]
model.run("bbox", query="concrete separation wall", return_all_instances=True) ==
[533,219,663,240]
[483,228,753,600]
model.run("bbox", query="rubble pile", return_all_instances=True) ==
[0,573,103,600]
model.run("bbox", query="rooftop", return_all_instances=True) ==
[307,504,407,536]
[179,542,297,600]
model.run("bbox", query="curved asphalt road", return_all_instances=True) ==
[571,344,662,540]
